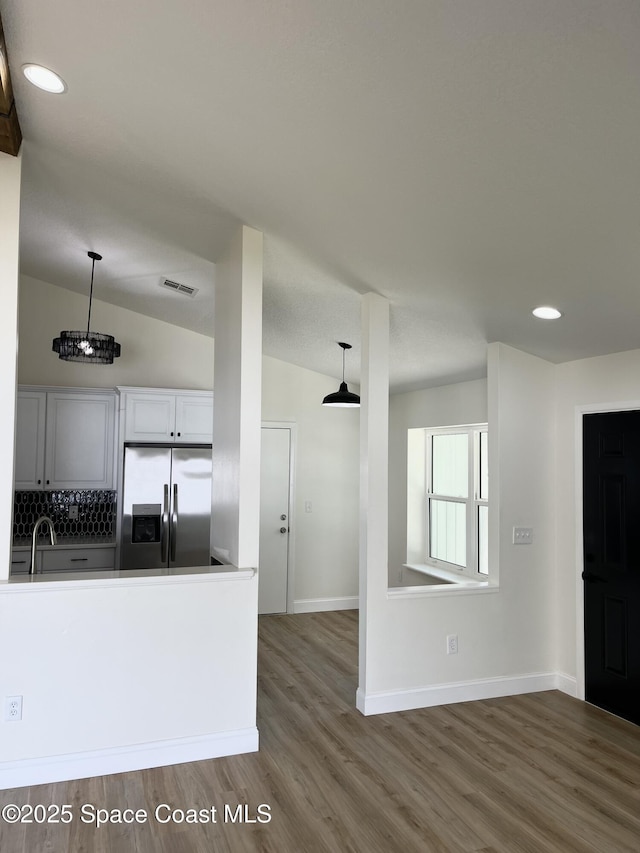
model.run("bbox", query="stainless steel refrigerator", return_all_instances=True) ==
[120,446,212,570]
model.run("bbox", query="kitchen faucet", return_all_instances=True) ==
[30,516,57,575]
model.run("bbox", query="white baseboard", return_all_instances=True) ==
[555,672,578,697]
[293,596,359,613]
[0,727,259,791]
[357,672,567,716]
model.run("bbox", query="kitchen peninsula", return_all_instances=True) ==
[0,558,259,788]
[2,370,260,795]
[3,382,260,790]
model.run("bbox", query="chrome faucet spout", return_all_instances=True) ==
[30,516,57,575]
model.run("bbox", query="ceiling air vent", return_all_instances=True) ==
[161,278,199,297]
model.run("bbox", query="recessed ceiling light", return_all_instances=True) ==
[532,306,562,320]
[22,64,67,94]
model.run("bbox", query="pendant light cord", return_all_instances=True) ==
[86,254,96,336]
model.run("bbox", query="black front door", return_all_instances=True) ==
[583,411,640,725]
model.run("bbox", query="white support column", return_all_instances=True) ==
[0,152,22,582]
[357,292,390,713]
[211,224,263,569]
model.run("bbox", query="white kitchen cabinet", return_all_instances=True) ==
[14,391,46,489]
[122,390,213,443]
[45,393,115,489]
[14,389,116,490]
[175,394,214,443]
[124,392,175,442]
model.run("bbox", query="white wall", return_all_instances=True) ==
[388,379,488,587]
[360,343,558,714]
[386,343,640,700]
[262,356,359,606]
[0,152,21,584]
[554,347,640,686]
[19,275,215,389]
[17,275,360,606]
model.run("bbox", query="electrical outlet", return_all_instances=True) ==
[5,695,22,722]
[305,501,312,513]
[446,634,458,655]
[68,505,79,520]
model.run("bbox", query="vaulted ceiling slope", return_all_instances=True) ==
[3,0,640,392]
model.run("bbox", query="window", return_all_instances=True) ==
[425,425,488,579]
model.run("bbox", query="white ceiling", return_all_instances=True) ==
[3,0,640,392]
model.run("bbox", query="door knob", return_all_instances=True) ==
[280,527,287,534]
[280,514,287,521]
[581,571,606,583]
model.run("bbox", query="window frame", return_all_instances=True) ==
[425,424,488,580]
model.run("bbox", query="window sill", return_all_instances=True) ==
[403,562,493,588]
[388,582,498,599]
[391,564,497,598]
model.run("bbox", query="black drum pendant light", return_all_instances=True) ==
[52,251,121,364]
[322,342,360,407]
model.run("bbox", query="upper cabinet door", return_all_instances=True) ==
[44,393,116,489]
[124,393,176,442]
[121,391,213,443]
[175,394,213,443]
[14,391,46,489]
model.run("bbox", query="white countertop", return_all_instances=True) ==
[12,539,116,550]
[0,564,256,592]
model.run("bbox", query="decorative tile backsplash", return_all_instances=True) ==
[13,490,117,542]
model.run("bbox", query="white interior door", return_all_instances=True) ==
[259,427,291,614]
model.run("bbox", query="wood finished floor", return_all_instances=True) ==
[1,610,640,852]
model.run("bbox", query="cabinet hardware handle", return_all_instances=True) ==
[12,560,26,564]
[177,432,181,437]
[37,479,41,485]
[46,480,50,485]
[70,558,88,562]
[170,431,174,437]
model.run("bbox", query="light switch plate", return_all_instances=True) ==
[513,527,533,545]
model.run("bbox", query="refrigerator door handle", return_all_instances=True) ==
[170,483,178,562]
[161,484,169,562]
